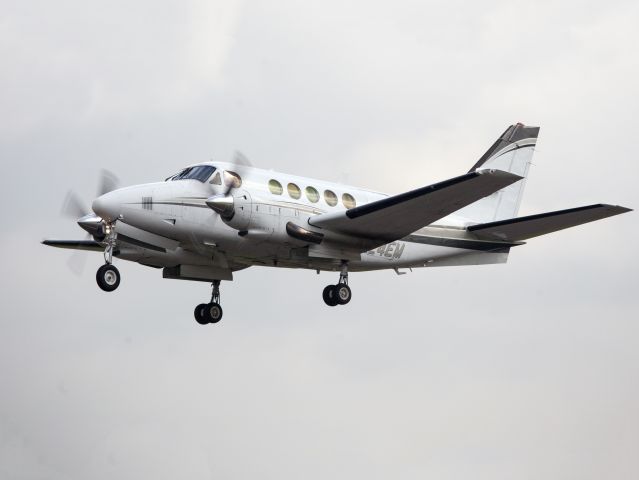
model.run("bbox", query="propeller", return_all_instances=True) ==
[59,169,120,275]
[206,151,252,219]
[62,169,120,219]
[98,169,119,197]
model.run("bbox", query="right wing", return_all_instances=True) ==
[308,169,523,242]
[41,239,103,251]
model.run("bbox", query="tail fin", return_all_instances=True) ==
[454,123,539,224]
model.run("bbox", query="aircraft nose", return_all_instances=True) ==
[92,191,120,222]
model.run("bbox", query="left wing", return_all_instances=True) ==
[308,169,522,242]
[468,204,632,241]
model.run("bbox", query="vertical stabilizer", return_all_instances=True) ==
[452,123,539,224]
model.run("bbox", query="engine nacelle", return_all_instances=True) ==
[206,190,253,231]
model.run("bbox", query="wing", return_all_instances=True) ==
[42,222,180,254]
[41,239,104,251]
[308,169,523,242]
[468,204,632,241]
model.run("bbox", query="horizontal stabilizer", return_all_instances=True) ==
[309,169,522,242]
[42,239,103,251]
[468,204,632,241]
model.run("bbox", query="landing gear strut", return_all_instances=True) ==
[322,261,352,306]
[194,280,224,325]
[96,223,120,292]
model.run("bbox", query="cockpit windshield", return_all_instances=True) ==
[166,165,216,183]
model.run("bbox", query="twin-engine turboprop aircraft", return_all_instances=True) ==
[43,124,631,325]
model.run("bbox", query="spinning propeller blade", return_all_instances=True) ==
[66,234,91,276]
[232,150,252,168]
[61,191,89,219]
[97,169,119,196]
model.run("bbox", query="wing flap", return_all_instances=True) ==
[468,204,632,241]
[308,169,523,242]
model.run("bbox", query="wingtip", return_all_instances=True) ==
[595,204,633,214]
[476,168,525,182]
[613,205,632,214]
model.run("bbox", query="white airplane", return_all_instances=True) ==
[44,123,631,324]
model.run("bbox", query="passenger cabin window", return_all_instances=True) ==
[167,165,216,183]
[342,193,356,209]
[324,189,338,207]
[287,183,301,199]
[224,171,242,189]
[305,186,319,203]
[269,179,283,195]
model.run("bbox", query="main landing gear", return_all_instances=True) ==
[322,261,352,307]
[96,224,121,292]
[194,280,224,325]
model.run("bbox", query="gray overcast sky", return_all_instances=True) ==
[1,1,638,479]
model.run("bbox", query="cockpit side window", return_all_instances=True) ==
[168,165,216,182]
[210,171,222,185]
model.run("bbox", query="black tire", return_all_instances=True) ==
[322,285,339,307]
[335,284,352,305]
[194,303,209,325]
[96,264,120,292]
[205,302,223,323]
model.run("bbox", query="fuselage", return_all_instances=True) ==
[91,162,512,274]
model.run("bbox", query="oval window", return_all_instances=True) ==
[342,193,356,209]
[305,186,319,203]
[324,189,338,207]
[287,183,301,199]
[269,179,283,195]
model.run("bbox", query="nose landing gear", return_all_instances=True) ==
[96,223,121,292]
[322,261,352,307]
[194,280,224,325]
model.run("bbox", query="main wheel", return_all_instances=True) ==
[322,285,339,306]
[205,302,223,323]
[335,284,352,305]
[194,303,208,325]
[96,264,120,292]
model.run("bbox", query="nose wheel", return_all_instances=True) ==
[96,264,120,292]
[322,261,352,306]
[194,280,224,325]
